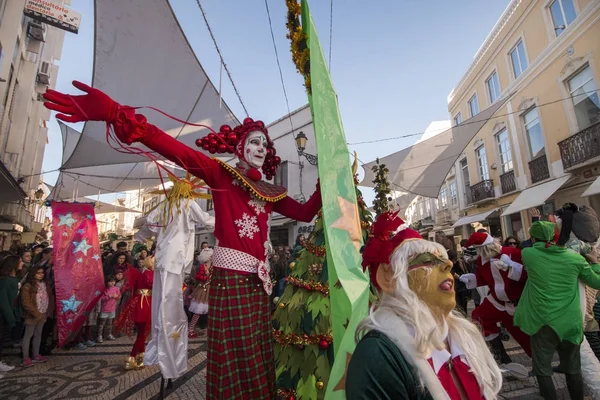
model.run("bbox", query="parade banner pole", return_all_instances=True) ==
[300,1,370,397]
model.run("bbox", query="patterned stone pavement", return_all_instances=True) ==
[0,331,592,399]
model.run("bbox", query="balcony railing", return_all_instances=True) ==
[470,180,495,203]
[500,170,516,194]
[0,202,34,231]
[558,121,600,170]
[529,154,550,184]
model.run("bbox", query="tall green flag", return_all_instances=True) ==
[300,1,370,397]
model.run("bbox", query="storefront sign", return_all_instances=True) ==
[23,0,81,34]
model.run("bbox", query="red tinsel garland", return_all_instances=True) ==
[285,276,329,296]
[273,329,332,347]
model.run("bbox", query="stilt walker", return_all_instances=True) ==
[42,82,322,399]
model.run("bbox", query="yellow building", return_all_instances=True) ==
[447,0,600,241]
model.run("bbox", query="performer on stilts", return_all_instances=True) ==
[114,255,154,370]
[43,81,322,399]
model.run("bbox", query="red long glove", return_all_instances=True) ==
[43,80,119,123]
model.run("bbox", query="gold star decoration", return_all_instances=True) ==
[330,196,362,251]
[169,330,181,340]
[333,352,353,392]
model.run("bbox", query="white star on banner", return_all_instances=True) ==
[58,213,76,228]
[73,239,92,256]
[92,254,100,261]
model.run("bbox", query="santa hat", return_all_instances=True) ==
[465,231,494,248]
[195,118,281,181]
[361,210,422,290]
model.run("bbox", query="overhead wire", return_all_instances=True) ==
[347,88,600,145]
[194,0,249,117]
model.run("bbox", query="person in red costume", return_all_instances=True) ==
[459,231,531,378]
[43,82,322,399]
[114,254,155,370]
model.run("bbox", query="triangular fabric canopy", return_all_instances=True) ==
[45,183,141,214]
[361,99,508,198]
[61,0,239,170]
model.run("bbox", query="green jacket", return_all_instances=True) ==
[0,276,22,328]
[346,331,433,400]
[515,242,600,344]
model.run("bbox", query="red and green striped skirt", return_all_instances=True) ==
[207,267,275,399]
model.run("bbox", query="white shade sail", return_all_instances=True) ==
[501,175,572,216]
[582,177,600,197]
[61,0,239,170]
[452,208,500,228]
[360,99,507,198]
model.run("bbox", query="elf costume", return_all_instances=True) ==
[515,221,600,400]
[348,211,502,399]
[43,81,322,399]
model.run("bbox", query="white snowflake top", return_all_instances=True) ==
[248,199,266,215]
[234,213,260,239]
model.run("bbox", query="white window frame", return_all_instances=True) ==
[449,181,458,206]
[547,0,578,37]
[508,38,529,80]
[521,106,548,162]
[475,145,490,181]
[439,187,448,209]
[486,70,501,105]
[454,112,462,126]
[558,56,600,134]
[566,64,599,132]
[495,128,514,174]
[468,93,479,117]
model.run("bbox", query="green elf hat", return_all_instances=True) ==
[529,221,556,242]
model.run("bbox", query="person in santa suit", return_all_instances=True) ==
[459,231,530,378]
[347,210,502,399]
[42,81,322,399]
[114,255,155,370]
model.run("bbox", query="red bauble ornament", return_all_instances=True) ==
[267,148,274,156]
[202,143,210,150]
[274,156,281,164]
[319,339,329,349]
[247,167,262,181]
[218,144,227,153]
[296,344,304,351]
[218,132,226,142]
[195,139,203,147]
[243,117,254,125]
[220,124,231,133]
[289,396,295,400]
[228,133,238,142]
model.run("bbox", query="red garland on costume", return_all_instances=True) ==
[284,276,329,296]
[195,118,281,181]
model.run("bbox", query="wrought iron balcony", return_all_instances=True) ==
[469,180,495,203]
[500,170,516,194]
[558,121,600,170]
[529,154,550,184]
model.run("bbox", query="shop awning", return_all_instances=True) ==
[582,177,600,197]
[452,208,500,228]
[501,175,572,216]
[271,217,293,227]
[0,161,27,203]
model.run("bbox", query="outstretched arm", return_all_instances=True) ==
[43,81,222,187]
[274,182,321,222]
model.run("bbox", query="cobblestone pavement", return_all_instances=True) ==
[0,332,592,399]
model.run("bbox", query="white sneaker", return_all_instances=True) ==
[0,361,15,372]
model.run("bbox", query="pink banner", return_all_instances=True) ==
[51,201,104,347]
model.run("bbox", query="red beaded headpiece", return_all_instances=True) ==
[195,117,281,181]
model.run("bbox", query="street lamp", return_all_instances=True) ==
[294,131,318,166]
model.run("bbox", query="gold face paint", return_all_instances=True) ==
[407,252,456,317]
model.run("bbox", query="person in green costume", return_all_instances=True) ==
[514,221,600,400]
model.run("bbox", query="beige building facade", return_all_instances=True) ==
[0,0,71,248]
[446,0,600,242]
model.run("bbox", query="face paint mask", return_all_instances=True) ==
[407,252,456,317]
[243,131,268,169]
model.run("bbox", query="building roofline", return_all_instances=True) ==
[266,104,310,128]
[447,0,523,105]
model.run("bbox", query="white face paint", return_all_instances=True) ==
[244,131,268,169]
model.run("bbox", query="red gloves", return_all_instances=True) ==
[43,80,120,123]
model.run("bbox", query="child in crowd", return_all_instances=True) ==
[20,266,54,367]
[188,248,213,338]
[97,275,120,343]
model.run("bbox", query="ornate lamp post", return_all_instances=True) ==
[294,131,318,166]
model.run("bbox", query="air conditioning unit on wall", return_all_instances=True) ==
[36,61,51,85]
[27,22,46,42]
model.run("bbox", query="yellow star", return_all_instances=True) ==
[330,196,362,251]
[169,330,181,340]
[333,352,353,391]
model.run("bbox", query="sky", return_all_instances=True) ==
[42,0,511,206]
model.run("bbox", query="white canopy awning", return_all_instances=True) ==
[271,217,293,227]
[582,177,600,197]
[360,99,508,198]
[452,208,500,228]
[59,0,239,170]
[501,175,572,216]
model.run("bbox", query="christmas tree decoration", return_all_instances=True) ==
[372,158,393,218]
[272,158,372,399]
